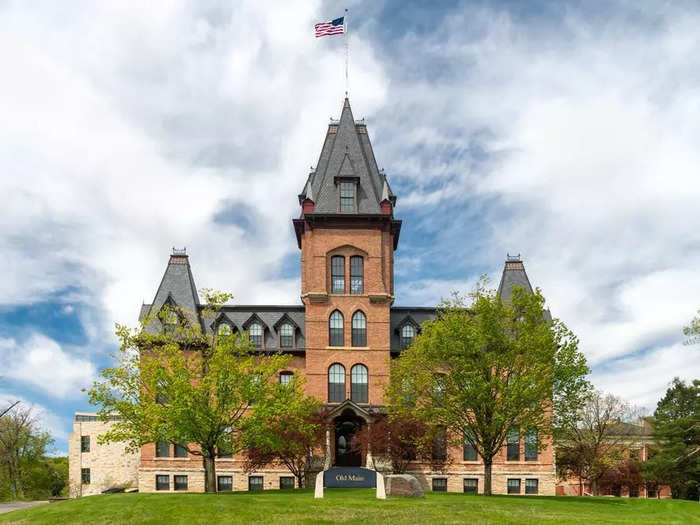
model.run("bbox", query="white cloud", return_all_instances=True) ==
[0,335,96,399]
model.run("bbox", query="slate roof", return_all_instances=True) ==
[497,255,534,302]
[389,307,438,354]
[298,98,395,215]
[200,305,306,352]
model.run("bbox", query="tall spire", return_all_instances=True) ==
[497,254,534,302]
[298,98,395,216]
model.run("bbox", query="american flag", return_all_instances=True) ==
[315,16,345,38]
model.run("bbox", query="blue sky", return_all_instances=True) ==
[1,0,699,455]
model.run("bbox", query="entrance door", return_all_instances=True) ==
[334,417,362,466]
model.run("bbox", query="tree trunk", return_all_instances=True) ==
[203,454,217,493]
[578,477,583,496]
[297,472,304,489]
[591,478,598,496]
[484,457,493,496]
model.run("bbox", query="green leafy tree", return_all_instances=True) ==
[243,380,323,488]
[88,292,298,493]
[387,283,590,495]
[642,378,700,500]
[684,310,700,345]
[556,391,642,496]
[0,403,53,500]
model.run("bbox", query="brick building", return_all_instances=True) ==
[71,98,555,495]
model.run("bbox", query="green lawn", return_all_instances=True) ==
[1,489,698,525]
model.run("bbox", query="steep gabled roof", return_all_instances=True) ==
[298,98,395,215]
[144,250,200,330]
[497,254,534,303]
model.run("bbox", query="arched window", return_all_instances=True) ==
[249,322,263,347]
[329,310,344,346]
[350,364,368,403]
[279,323,293,347]
[331,256,345,293]
[218,323,232,336]
[328,364,345,402]
[350,256,363,294]
[400,324,416,349]
[351,311,366,347]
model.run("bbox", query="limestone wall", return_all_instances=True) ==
[68,414,140,498]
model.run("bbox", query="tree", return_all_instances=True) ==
[642,378,700,500]
[556,391,642,496]
[243,380,323,488]
[88,293,302,493]
[683,310,700,345]
[0,403,53,500]
[387,284,590,495]
[356,414,437,474]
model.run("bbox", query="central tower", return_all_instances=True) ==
[293,98,401,414]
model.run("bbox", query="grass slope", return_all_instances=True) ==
[1,489,698,525]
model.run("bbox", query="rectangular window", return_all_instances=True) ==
[331,256,345,293]
[339,181,355,212]
[463,441,477,461]
[525,429,537,461]
[432,478,447,492]
[280,372,293,386]
[174,444,188,458]
[507,428,520,461]
[248,476,263,491]
[217,476,233,492]
[81,435,90,453]
[350,256,363,294]
[174,475,188,491]
[507,478,521,494]
[81,468,90,484]
[156,475,169,491]
[463,478,478,494]
[279,324,293,347]
[525,478,538,495]
[629,485,639,498]
[647,485,657,499]
[156,440,170,458]
[432,431,447,461]
[280,477,295,490]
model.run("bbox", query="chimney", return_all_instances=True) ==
[169,247,189,264]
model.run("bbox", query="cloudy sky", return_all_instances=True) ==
[1,0,699,454]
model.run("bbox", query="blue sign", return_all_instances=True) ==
[324,467,377,488]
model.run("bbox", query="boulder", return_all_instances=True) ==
[385,474,424,498]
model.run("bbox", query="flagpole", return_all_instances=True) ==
[344,8,349,97]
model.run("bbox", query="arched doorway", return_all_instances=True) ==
[334,411,364,467]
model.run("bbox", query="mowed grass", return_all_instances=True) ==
[1,489,699,525]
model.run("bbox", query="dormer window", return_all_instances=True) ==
[339,181,355,212]
[162,310,178,334]
[249,322,263,347]
[279,323,293,347]
[217,323,232,337]
[400,324,416,349]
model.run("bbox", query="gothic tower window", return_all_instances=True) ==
[350,364,368,403]
[329,310,344,346]
[350,256,363,294]
[331,256,345,293]
[328,364,345,402]
[351,311,366,347]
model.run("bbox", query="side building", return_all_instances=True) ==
[68,413,139,497]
